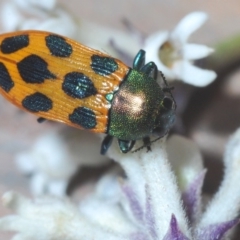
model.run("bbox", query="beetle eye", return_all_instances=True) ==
[163,97,174,110]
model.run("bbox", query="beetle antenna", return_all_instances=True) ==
[131,135,166,153]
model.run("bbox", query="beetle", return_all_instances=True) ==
[0,30,175,154]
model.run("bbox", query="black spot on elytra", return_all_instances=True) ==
[45,34,72,57]
[22,92,53,112]
[62,72,97,99]
[17,54,56,83]
[0,62,14,92]
[1,35,29,54]
[91,55,118,76]
[69,107,96,129]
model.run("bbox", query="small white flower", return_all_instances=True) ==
[144,12,217,87]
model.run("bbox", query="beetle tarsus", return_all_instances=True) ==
[143,136,151,152]
[141,62,158,80]
[37,117,46,123]
[101,135,114,155]
[118,139,135,153]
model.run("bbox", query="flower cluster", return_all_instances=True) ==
[1,132,240,239]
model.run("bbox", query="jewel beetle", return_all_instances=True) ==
[0,30,176,154]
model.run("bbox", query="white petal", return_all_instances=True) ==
[48,180,68,197]
[183,44,214,60]
[109,139,190,238]
[30,173,48,196]
[138,141,190,238]
[144,31,169,49]
[15,151,36,174]
[1,192,125,240]
[144,31,176,79]
[80,195,135,234]
[173,61,217,86]
[11,234,25,240]
[106,139,147,205]
[95,172,121,200]
[166,135,204,191]
[0,216,24,231]
[198,128,240,227]
[171,12,208,44]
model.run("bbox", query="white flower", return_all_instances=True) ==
[1,133,240,239]
[15,128,109,196]
[144,12,217,87]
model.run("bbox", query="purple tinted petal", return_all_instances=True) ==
[145,185,157,239]
[182,170,207,224]
[121,183,144,223]
[163,214,190,240]
[109,39,133,66]
[195,218,240,240]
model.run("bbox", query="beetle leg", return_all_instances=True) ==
[162,86,174,93]
[141,62,158,80]
[37,117,46,123]
[133,49,145,70]
[118,139,136,153]
[143,136,151,152]
[101,135,114,155]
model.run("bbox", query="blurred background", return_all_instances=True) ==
[0,0,240,238]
